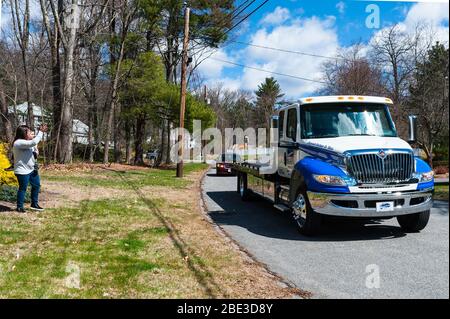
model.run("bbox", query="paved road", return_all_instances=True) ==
[202,169,449,299]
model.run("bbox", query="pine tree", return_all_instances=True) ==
[409,42,449,165]
[255,77,284,132]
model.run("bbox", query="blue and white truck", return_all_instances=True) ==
[232,96,434,236]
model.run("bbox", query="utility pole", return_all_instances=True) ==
[176,4,190,178]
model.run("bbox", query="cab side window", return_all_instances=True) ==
[286,108,298,141]
[279,110,285,140]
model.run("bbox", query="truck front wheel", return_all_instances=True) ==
[292,189,322,236]
[397,210,430,232]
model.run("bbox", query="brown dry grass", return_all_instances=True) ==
[0,164,306,298]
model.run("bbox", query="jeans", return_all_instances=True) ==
[15,170,41,209]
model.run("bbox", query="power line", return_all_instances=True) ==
[198,0,255,32]
[208,57,327,84]
[225,0,270,35]
[226,40,348,61]
[190,0,256,42]
[230,0,257,24]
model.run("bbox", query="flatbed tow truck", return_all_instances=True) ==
[232,96,434,236]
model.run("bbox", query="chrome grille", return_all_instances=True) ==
[347,152,415,184]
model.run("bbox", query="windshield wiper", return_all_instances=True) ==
[345,133,377,136]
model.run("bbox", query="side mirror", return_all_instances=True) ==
[408,115,418,143]
[270,115,279,146]
[270,115,279,129]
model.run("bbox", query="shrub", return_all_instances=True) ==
[0,185,30,203]
[0,143,18,186]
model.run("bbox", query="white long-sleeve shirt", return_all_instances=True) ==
[13,131,43,175]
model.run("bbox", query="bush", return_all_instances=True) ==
[0,185,30,203]
[0,143,18,186]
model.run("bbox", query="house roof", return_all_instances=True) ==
[8,102,45,117]
[9,102,88,135]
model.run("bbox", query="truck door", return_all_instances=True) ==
[278,106,300,178]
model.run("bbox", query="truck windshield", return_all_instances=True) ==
[300,103,397,139]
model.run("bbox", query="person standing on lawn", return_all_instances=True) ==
[12,124,48,213]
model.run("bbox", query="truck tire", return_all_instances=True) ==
[397,210,430,232]
[292,188,322,236]
[238,173,250,201]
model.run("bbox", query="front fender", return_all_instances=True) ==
[294,157,350,194]
[415,157,434,191]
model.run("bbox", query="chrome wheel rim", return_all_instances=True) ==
[292,193,307,227]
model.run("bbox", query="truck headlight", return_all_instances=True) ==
[419,171,434,182]
[313,175,348,186]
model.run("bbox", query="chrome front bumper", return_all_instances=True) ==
[307,189,433,217]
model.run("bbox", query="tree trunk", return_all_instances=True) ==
[166,119,171,164]
[125,120,133,164]
[113,102,123,162]
[159,117,168,165]
[39,0,62,161]
[103,1,128,164]
[134,115,145,165]
[0,82,13,143]
[57,0,78,163]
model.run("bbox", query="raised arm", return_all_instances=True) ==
[14,131,44,149]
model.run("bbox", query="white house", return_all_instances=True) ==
[8,102,89,145]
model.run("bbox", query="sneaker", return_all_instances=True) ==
[16,208,26,213]
[30,204,45,212]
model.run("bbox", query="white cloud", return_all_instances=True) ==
[197,10,339,98]
[404,2,449,26]
[336,1,346,14]
[239,15,339,97]
[197,2,449,99]
[260,6,291,26]
[370,2,449,48]
[196,49,234,79]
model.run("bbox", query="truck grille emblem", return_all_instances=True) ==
[377,150,387,159]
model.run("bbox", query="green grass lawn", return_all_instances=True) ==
[434,185,449,201]
[40,163,209,189]
[0,163,292,299]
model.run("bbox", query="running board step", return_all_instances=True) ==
[274,204,291,213]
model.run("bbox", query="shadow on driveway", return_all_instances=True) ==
[206,191,409,242]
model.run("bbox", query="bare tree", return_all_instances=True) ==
[102,0,137,164]
[409,43,449,165]
[0,81,13,143]
[9,0,34,128]
[321,44,386,96]
[370,24,431,136]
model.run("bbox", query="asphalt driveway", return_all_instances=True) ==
[202,169,449,299]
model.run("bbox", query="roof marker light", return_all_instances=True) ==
[348,96,355,100]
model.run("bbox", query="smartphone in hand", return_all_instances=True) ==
[39,124,49,133]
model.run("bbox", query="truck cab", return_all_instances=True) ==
[234,95,434,236]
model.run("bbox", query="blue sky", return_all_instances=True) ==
[197,0,450,98]
[1,0,448,99]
